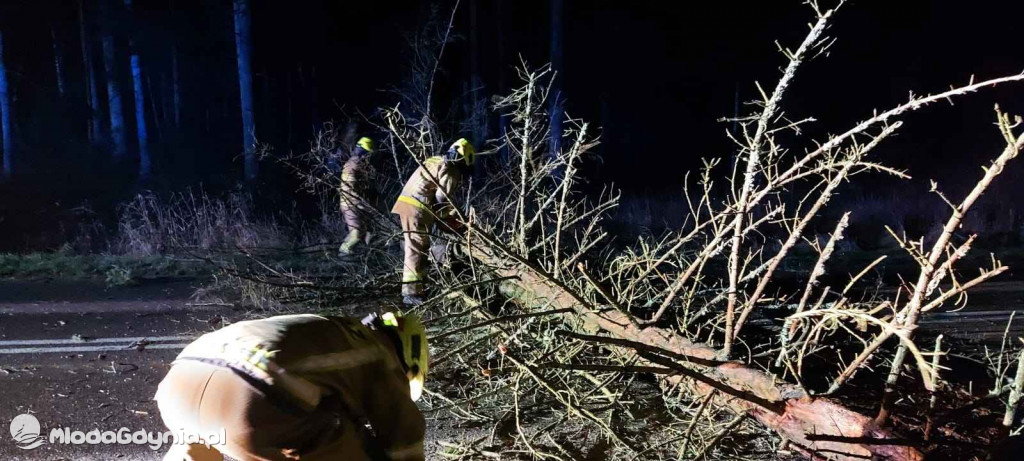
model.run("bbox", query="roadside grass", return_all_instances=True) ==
[0,251,210,282]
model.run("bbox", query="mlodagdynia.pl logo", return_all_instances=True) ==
[10,414,45,450]
[7,413,225,451]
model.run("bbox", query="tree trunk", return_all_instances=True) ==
[100,0,127,159]
[0,30,13,180]
[79,0,103,145]
[547,0,564,158]
[171,44,180,129]
[146,75,162,143]
[160,72,171,132]
[51,26,67,99]
[233,0,257,181]
[467,239,924,461]
[124,0,149,179]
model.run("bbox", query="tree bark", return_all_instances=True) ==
[467,240,924,461]
[100,0,127,158]
[124,0,150,179]
[0,30,13,180]
[233,0,257,181]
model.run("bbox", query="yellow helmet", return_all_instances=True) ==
[356,137,375,153]
[381,312,429,401]
[448,138,476,166]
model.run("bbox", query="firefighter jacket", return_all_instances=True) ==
[175,314,425,461]
[391,156,462,219]
[340,154,373,209]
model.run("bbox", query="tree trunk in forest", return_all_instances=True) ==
[466,239,924,461]
[0,30,13,180]
[51,27,67,99]
[233,0,257,181]
[171,45,180,129]
[79,0,103,146]
[548,0,564,158]
[146,74,162,142]
[124,0,149,179]
[160,73,171,132]
[100,0,127,159]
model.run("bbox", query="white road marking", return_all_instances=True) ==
[0,335,196,354]
[0,343,192,354]
[0,335,194,347]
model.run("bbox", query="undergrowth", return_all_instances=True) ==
[0,250,206,281]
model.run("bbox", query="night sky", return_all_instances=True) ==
[0,0,1022,197]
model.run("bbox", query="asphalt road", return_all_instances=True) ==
[0,277,478,461]
[0,279,238,461]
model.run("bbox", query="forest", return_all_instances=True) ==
[2,1,1024,460]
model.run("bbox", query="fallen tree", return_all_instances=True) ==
[258,1,1024,458]
[428,25,1023,460]
[113,3,1024,455]
[467,236,924,460]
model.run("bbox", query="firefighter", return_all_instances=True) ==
[391,138,475,306]
[154,311,428,461]
[339,137,376,256]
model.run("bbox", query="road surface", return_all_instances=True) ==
[9,276,1016,460]
[0,278,237,460]
[0,277,478,461]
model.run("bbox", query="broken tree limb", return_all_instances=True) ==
[466,241,923,461]
[1003,345,1024,428]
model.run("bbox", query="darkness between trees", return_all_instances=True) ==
[0,0,1023,246]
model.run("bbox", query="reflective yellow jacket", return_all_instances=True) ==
[391,156,462,219]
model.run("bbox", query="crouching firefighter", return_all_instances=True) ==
[339,137,377,256]
[154,312,428,461]
[391,138,476,306]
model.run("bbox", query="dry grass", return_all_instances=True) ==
[114,189,289,256]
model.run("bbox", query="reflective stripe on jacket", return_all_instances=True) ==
[175,314,425,460]
[391,156,461,218]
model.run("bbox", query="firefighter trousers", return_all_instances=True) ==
[155,361,374,461]
[398,211,434,297]
[340,201,372,254]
